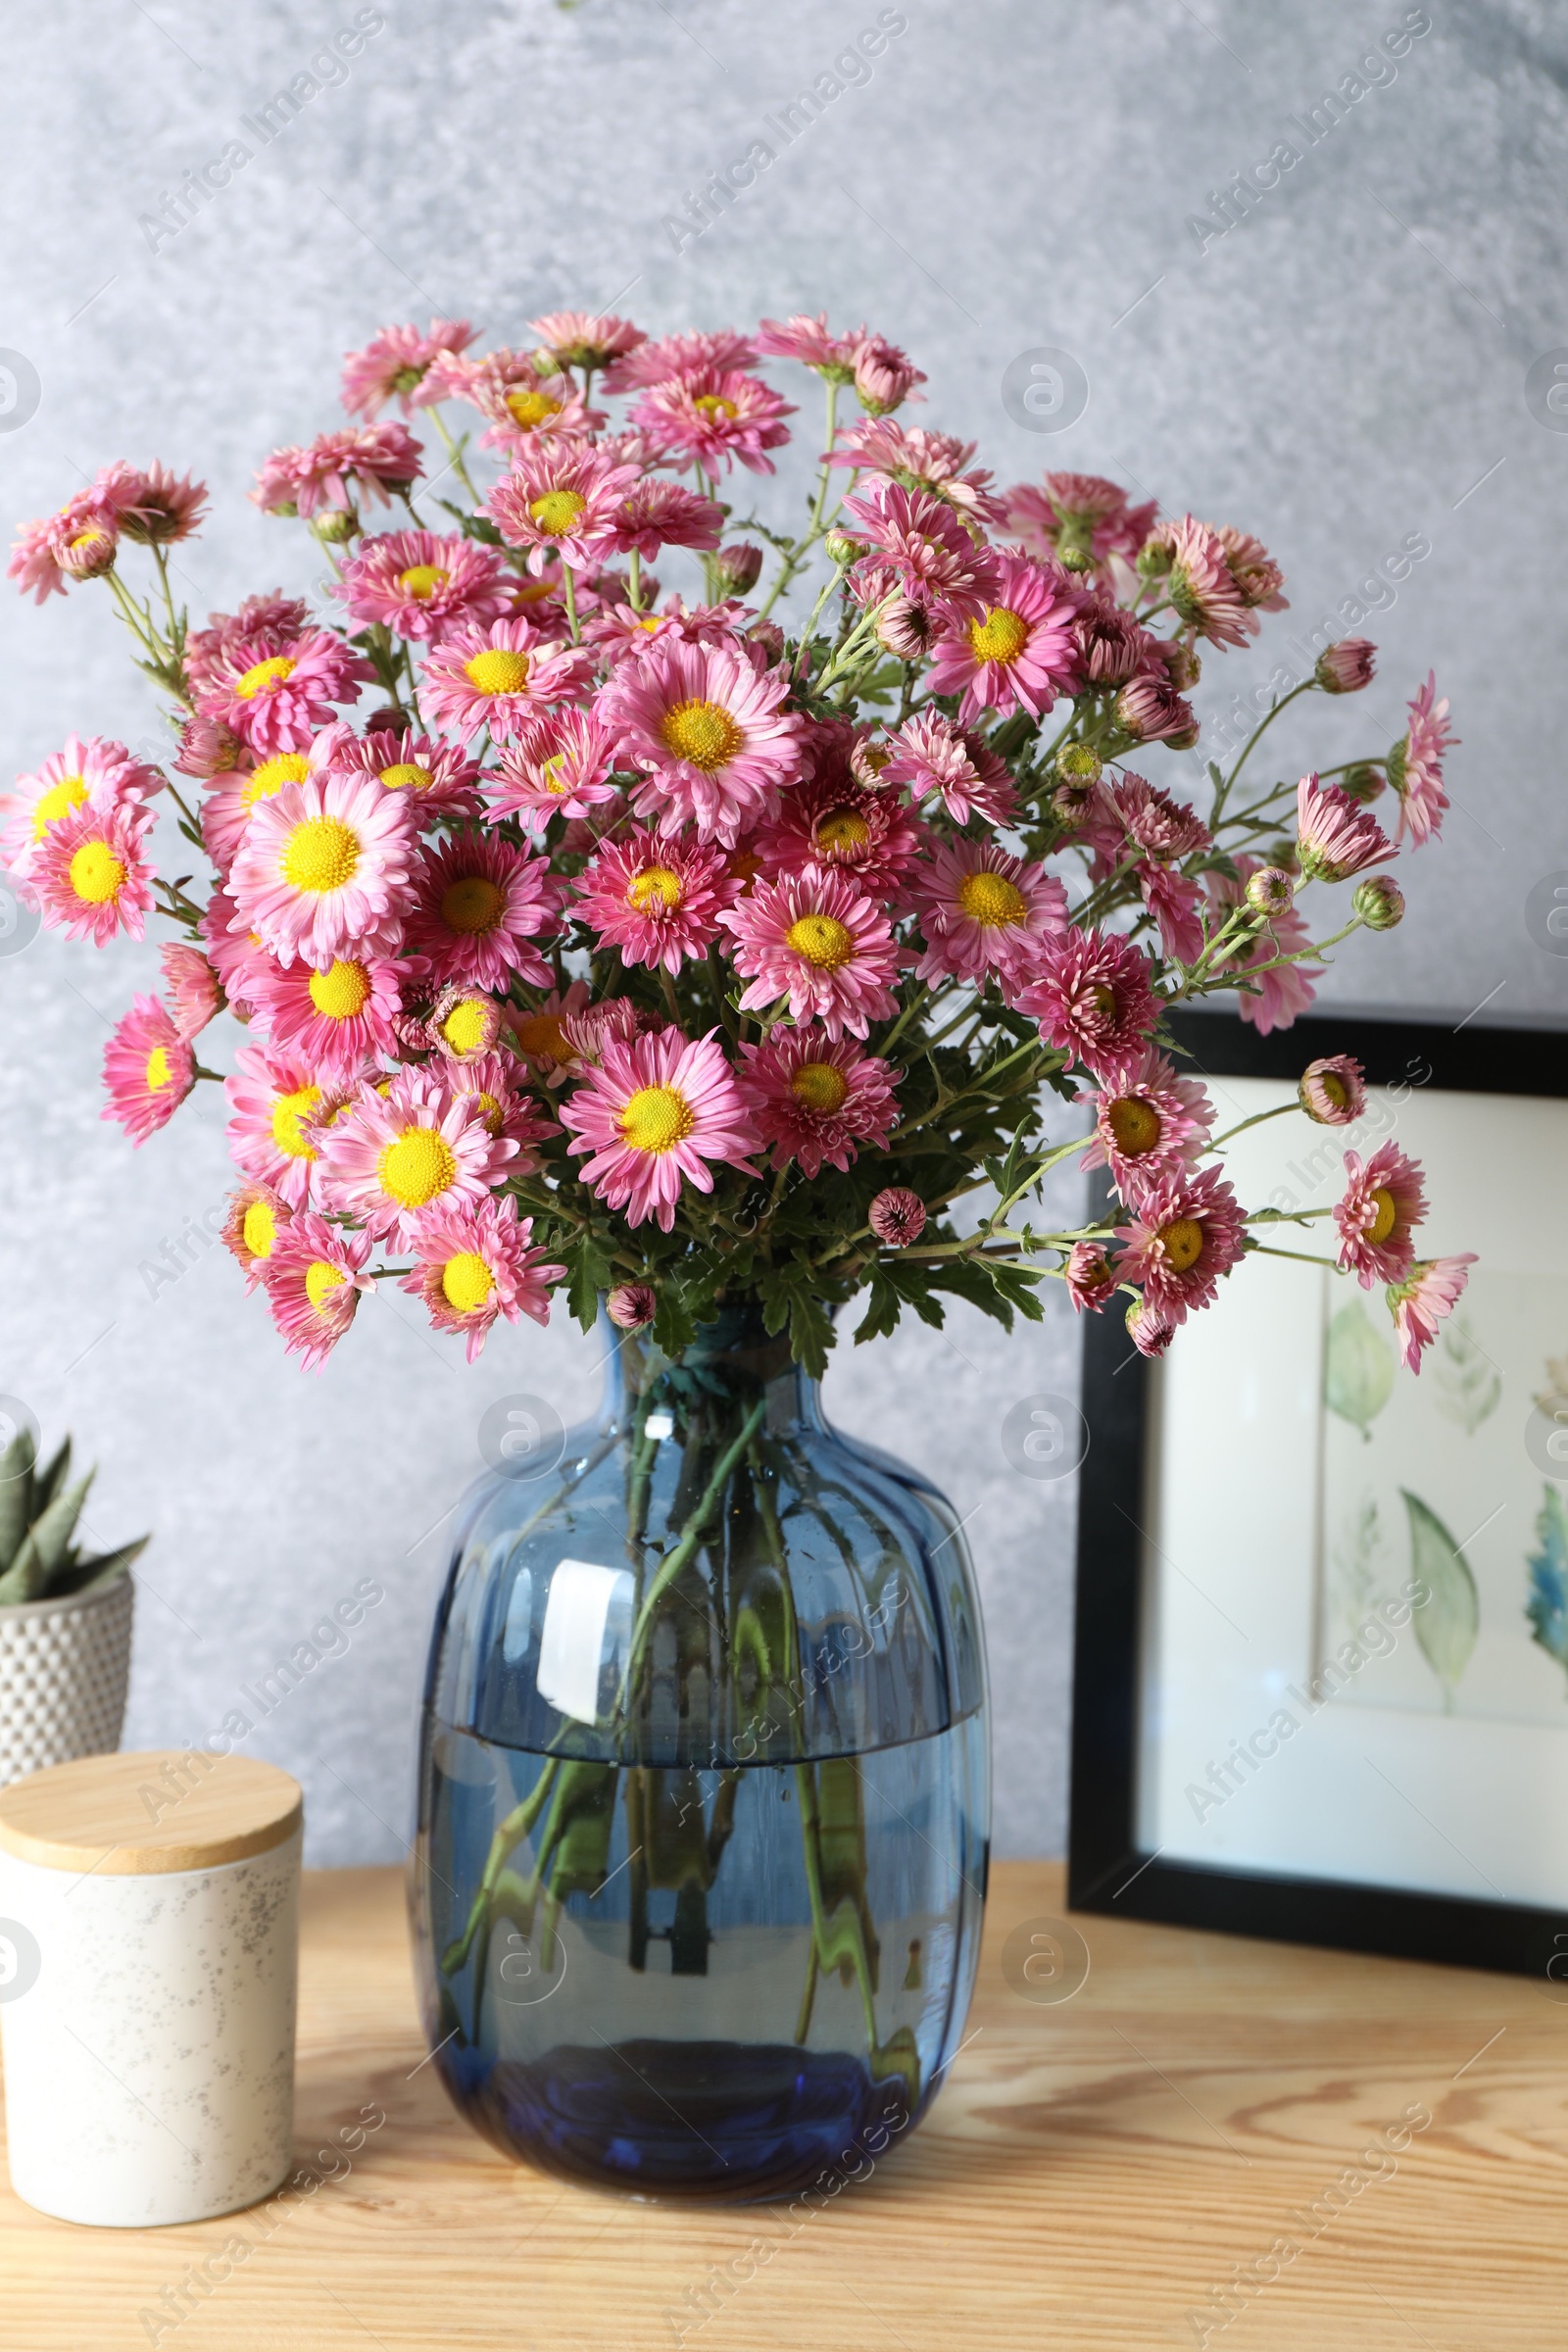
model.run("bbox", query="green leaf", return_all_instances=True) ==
[0,1426,35,1573]
[1431,1314,1501,1437]
[652,1287,698,1359]
[24,1469,95,1588]
[50,1535,148,1599]
[565,1236,613,1334]
[33,1436,71,1514]
[1325,1301,1396,1436]
[1401,1489,1479,1705]
[0,1533,47,1606]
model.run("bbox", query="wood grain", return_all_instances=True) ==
[3,1861,1566,2348]
[0,1751,302,1874]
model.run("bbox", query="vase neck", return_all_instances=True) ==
[598,1299,824,1437]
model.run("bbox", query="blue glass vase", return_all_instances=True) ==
[411,1303,990,2200]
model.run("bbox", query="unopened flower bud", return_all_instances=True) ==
[875,593,935,662]
[608,1283,658,1331]
[1126,1298,1176,1358]
[1314,637,1377,695]
[1052,779,1097,825]
[1056,540,1096,574]
[59,523,118,580]
[1245,865,1296,916]
[744,616,785,662]
[1056,743,1102,785]
[1153,637,1201,692]
[868,1187,926,1248]
[1136,535,1173,579]
[1352,874,1404,929]
[311,507,359,544]
[1298,1054,1367,1126]
[1341,761,1387,806]
[363,706,408,735]
[714,541,762,596]
[824,531,864,567]
[1115,675,1195,745]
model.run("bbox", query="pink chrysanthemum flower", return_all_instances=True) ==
[404,830,560,991]
[925,552,1081,723]
[200,731,354,875]
[173,714,249,782]
[400,1194,564,1363]
[878,710,1018,829]
[94,461,208,546]
[1315,638,1377,695]
[8,491,121,604]
[529,310,646,369]
[1004,473,1158,581]
[184,592,315,693]
[607,1282,657,1330]
[843,482,1001,623]
[194,630,372,758]
[831,419,1004,525]
[228,771,418,970]
[603,327,759,395]
[486,710,619,833]
[261,1213,373,1373]
[334,726,484,824]
[1013,930,1159,1076]
[248,950,404,1078]
[251,423,423,518]
[756,313,866,373]
[1150,514,1259,648]
[1127,1298,1178,1358]
[458,351,600,454]
[852,332,926,416]
[560,999,647,1068]
[609,478,725,562]
[1085,772,1213,962]
[1334,1142,1428,1289]
[418,617,594,746]
[1299,1054,1366,1127]
[1390,673,1456,847]
[1212,523,1287,612]
[1386,1254,1477,1374]
[486,445,641,573]
[1296,774,1396,884]
[631,368,794,476]
[559,1028,758,1233]
[424,984,501,1060]
[737,1028,900,1178]
[1063,1241,1119,1315]
[753,768,927,894]
[225,1044,339,1208]
[340,318,477,418]
[907,840,1067,989]
[1113,1166,1247,1328]
[575,829,736,974]
[27,806,155,946]
[101,996,195,1146]
[868,1187,926,1248]
[1203,854,1321,1036]
[508,979,591,1085]
[719,865,901,1042]
[320,1069,516,1246]
[160,943,223,1039]
[444,1050,557,1156]
[597,634,804,846]
[220,1181,293,1295]
[332,527,511,641]
[1077,1045,1214,1200]
[2,734,162,879]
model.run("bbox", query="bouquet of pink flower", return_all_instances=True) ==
[6,306,1472,1377]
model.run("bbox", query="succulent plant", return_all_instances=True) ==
[0,1428,147,1607]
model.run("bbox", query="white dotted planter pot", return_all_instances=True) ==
[0,1569,133,1789]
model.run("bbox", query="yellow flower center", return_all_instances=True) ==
[660,698,744,771]
[1158,1217,1204,1274]
[397,564,450,600]
[618,1084,696,1155]
[441,1252,495,1313]
[145,1046,173,1092]
[692,393,739,419]
[242,1200,277,1259]
[1318,1072,1348,1109]
[271,1084,322,1159]
[968,607,1030,665]
[627,865,684,913]
[514,1011,569,1058]
[528,489,588,536]
[244,753,312,810]
[305,1260,345,1311]
[790,1062,849,1114]
[786,912,855,969]
[506,389,562,428]
[1106,1098,1161,1156]
[377,1127,459,1208]
[465,649,530,696]
[440,999,491,1054]
[69,841,126,905]
[539,754,573,795]
[235,655,297,699]
[308,959,371,1021]
[441,875,506,935]
[1367,1187,1397,1246]
[469,1089,504,1135]
[814,808,870,857]
[859,742,890,774]
[281,814,360,894]
[956,870,1027,927]
[379,762,434,792]
[31,775,88,838]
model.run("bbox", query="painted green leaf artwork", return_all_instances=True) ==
[1432,1313,1502,1436]
[1525,1484,1568,1685]
[1325,1300,1396,1438]
[1401,1489,1479,1710]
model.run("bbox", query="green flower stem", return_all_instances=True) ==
[440,1757,561,1974]
[1210,1102,1302,1149]
[1214,680,1315,824]
[613,1396,768,1715]
[561,562,580,645]
[626,548,643,611]
[429,406,481,507]
[1251,1243,1340,1268]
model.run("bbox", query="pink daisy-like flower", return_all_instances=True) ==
[607,1282,657,1330]
[1390,673,1456,847]
[631,368,795,477]
[719,864,901,1042]
[8,486,121,604]
[603,327,759,395]
[225,1044,339,1208]
[1316,638,1377,695]
[925,552,1081,724]
[101,996,195,1146]
[160,943,223,1039]
[172,714,248,783]
[609,478,725,562]
[334,726,485,825]
[418,617,595,746]
[461,351,600,455]
[1296,774,1396,884]
[575,829,736,975]
[560,999,648,1068]
[1150,514,1258,648]
[830,419,1004,526]
[753,767,927,894]
[1013,929,1159,1076]
[907,840,1067,990]
[2,734,162,879]
[194,630,372,759]
[598,634,805,847]
[1127,1298,1178,1358]
[1386,1254,1477,1374]
[220,1180,292,1294]
[1113,1165,1247,1328]
[248,950,404,1078]
[320,1069,516,1246]
[251,424,423,519]
[1299,1054,1366,1127]
[444,1050,557,1156]
[508,979,591,1085]
[95,461,208,546]
[1203,854,1321,1036]
[400,1194,564,1364]
[201,732,354,876]
[486,710,619,833]
[1063,1241,1119,1315]
[878,710,1018,829]
[424,984,501,1059]
[737,1028,900,1178]
[1213,524,1287,612]
[843,482,1001,623]
[486,444,641,573]
[559,1027,758,1233]
[529,310,646,370]
[332,528,511,642]
[340,319,478,418]
[868,1187,926,1248]
[1334,1142,1428,1289]
[1003,472,1157,580]
[756,313,866,373]
[404,829,560,991]
[852,332,926,416]
[1077,1045,1214,1200]
[184,592,315,693]
[261,1213,373,1373]
[27,806,155,947]
[228,771,418,970]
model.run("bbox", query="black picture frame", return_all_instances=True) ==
[1067,1005,1568,1979]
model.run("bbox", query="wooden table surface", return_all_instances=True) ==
[5,1859,1566,2349]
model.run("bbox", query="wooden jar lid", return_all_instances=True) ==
[0,1751,303,1875]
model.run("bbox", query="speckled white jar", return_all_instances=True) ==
[0,1751,302,2228]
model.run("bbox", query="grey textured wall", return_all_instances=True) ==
[1,0,1563,1863]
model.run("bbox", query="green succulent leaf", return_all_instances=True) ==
[0,1426,35,1573]
[33,1435,72,1514]
[49,1534,148,1599]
